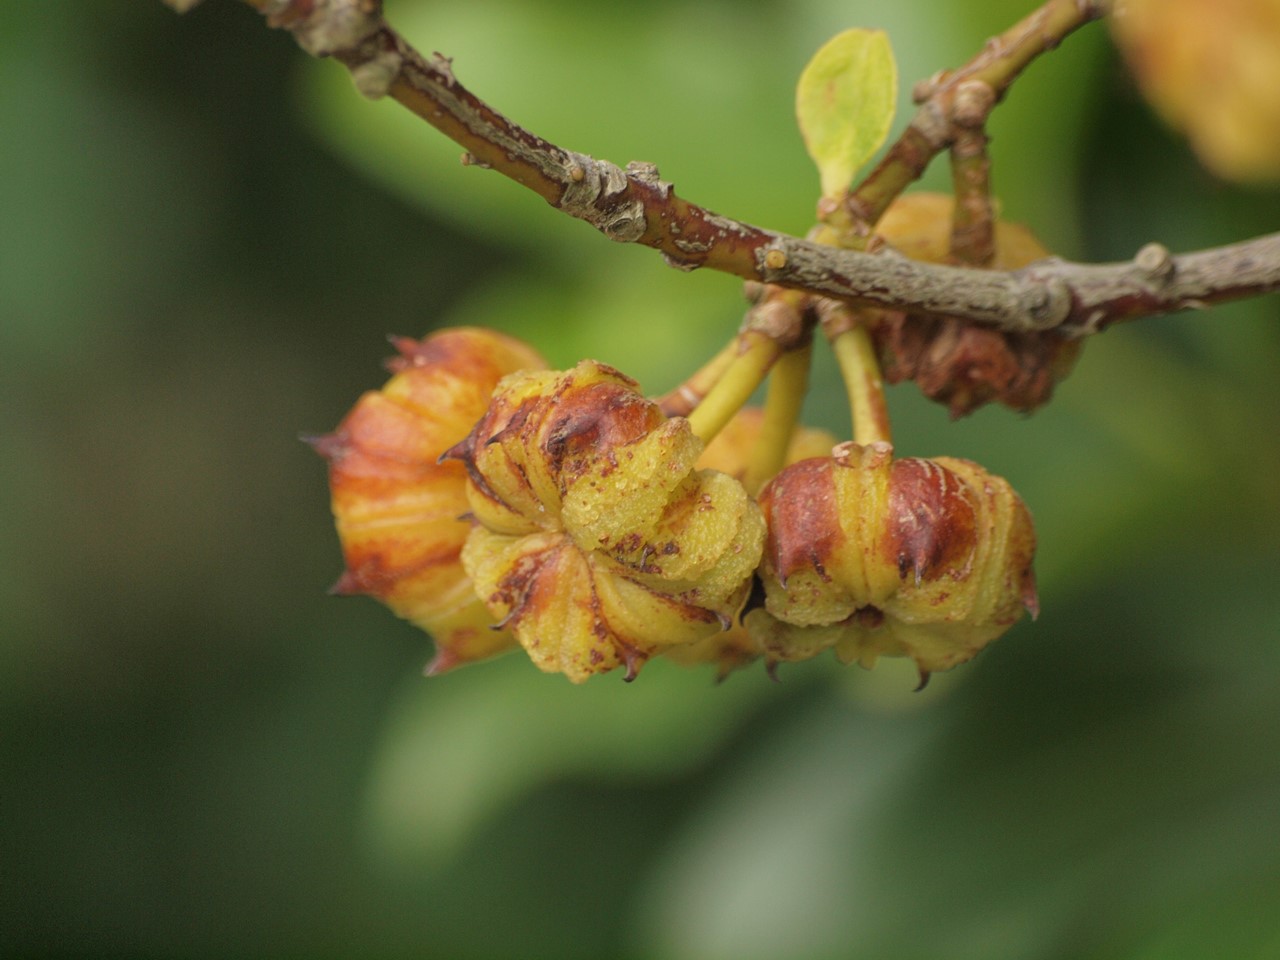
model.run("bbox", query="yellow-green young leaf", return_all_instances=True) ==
[796,28,897,198]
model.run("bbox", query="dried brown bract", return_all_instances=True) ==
[868,192,1082,416]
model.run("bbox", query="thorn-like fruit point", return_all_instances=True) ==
[383,334,422,371]
[621,645,643,683]
[424,649,460,677]
[327,569,368,597]
[1023,571,1041,621]
[302,431,347,461]
[437,437,471,465]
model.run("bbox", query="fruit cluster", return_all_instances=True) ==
[315,307,1038,685]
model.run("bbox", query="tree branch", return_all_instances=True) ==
[188,0,1280,336]
[846,0,1112,229]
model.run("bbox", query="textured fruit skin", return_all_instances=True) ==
[868,192,1081,417]
[448,361,766,683]
[749,441,1038,678]
[664,407,839,677]
[314,328,546,674]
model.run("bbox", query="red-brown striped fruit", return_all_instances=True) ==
[748,440,1038,682]
[313,327,545,675]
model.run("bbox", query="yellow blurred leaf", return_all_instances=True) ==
[796,28,898,197]
[1111,0,1280,182]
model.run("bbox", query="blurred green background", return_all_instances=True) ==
[3,1,1279,957]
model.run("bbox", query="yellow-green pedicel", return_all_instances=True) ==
[749,440,1038,682]
[448,360,766,683]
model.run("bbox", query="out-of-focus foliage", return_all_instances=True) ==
[2,1,1278,958]
[1111,0,1280,183]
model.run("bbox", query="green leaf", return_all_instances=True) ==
[796,28,898,198]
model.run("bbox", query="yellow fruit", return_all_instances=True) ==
[449,360,766,683]
[750,440,1038,681]
[1112,0,1280,182]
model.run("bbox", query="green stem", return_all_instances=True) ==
[742,342,813,495]
[845,125,938,227]
[846,0,1109,227]
[685,332,783,445]
[949,128,996,266]
[656,338,739,418]
[831,324,891,447]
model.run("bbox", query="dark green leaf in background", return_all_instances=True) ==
[2,2,1278,958]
